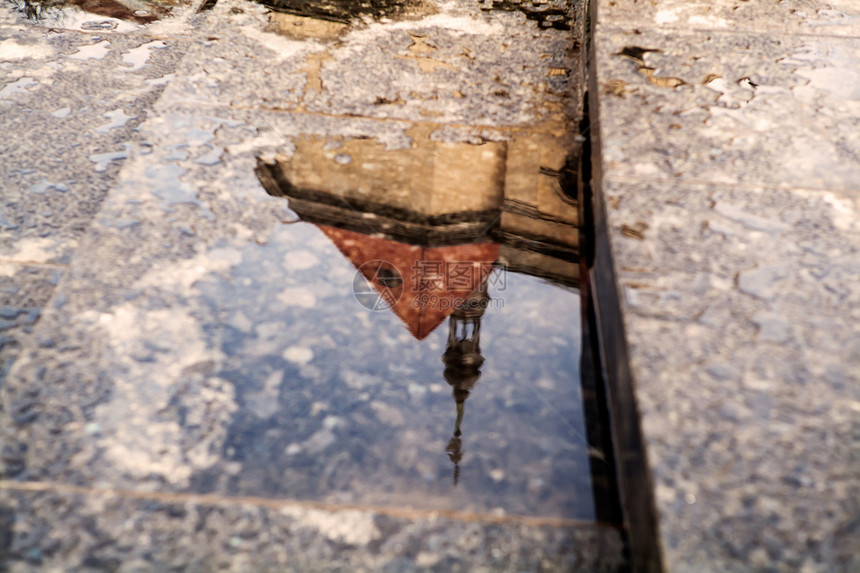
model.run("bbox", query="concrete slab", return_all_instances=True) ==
[602,178,859,571]
[0,486,626,572]
[161,0,585,126]
[0,25,190,263]
[590,0,860,571]
[594,29,860,192]
[0,264,62,384]
[600,0,860,37]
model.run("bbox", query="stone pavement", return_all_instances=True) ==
[588,0,859,571]
[0,0,858,571]
[0,0,192,383]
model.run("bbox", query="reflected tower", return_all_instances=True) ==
[442,281,490,485]
[255,121,582,485]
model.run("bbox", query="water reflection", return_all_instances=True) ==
[316,225,500,338]
[300,219,509,491]
[256,126,580,287]
[206,225,591,518]
[442,282,489,485]
[243,127,615,521]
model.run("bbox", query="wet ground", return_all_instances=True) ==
[0,0,629,570]
[590,1,860,571]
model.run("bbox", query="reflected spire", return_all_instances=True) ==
[442,282,489,485]
[446,401,465,485]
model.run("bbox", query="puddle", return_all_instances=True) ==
[168,0,602,522]
[94,108,135,132]
[212,114,620,522]
[88,143,131,171]
[196,223,603,519]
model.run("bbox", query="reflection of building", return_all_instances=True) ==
[294,221,498,483]
[255,122,580,287]
[255,125,582,483]
[310,223,495,483]
[315,224,498,340]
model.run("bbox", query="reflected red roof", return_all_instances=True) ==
[317,225,500,340]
